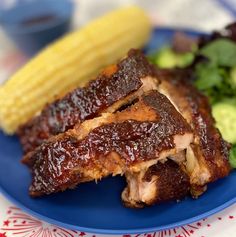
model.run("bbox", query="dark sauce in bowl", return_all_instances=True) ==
[21,14,57,27]
[0,0,74,55]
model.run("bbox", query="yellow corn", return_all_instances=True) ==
[0,6,151,134]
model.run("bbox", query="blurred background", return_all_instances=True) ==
[0,0,235,84]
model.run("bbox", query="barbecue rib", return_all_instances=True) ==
[18,49,158,154]
[122,159,190,208]
[120,69,231,208]
[20,50,231,208]
[25,91,193,197]
[157,69,231,196]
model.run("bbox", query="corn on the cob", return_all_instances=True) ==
[0,6,151,134]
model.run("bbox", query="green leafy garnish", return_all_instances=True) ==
[194,39,236,104]
[194,63,222,90]
[200,39,236,67]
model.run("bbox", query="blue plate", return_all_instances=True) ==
[0,28,236,235]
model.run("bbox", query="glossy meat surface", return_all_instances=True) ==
[157,69,231,196]
[18,49,158,154]
[26,91,193,197]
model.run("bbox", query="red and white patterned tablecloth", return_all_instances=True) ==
[0,0,236,236]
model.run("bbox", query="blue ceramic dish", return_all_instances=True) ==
[0,28,235,235]
[0,0,74,56]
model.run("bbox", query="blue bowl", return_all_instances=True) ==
[0,0,74,56]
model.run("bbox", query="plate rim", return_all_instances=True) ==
[1,183,236,235]
[1,27,236,235]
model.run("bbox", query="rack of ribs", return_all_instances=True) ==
[20,50,231,208]
[18,49,159,154]
[23,90,193,197]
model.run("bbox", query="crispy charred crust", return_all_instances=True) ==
[28,90,192,197]
[143,160,190,204]
[18,49,158,154]
[157,69,231,182]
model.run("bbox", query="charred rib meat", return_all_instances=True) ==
[25,91,193,197]
[18,49,158,154]
[157,69,231,196]
[19,50,231,208]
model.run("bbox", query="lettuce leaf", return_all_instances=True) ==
[200,39,236,67]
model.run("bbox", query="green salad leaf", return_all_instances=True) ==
[194,63,222,90]
[194,39,236,105]
[200,39,236,67]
